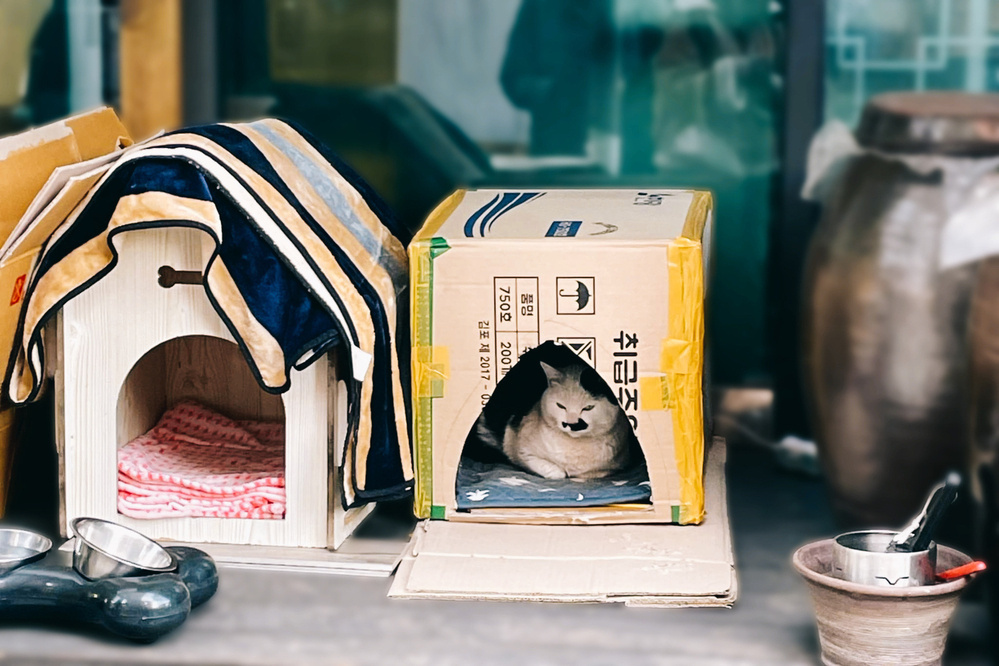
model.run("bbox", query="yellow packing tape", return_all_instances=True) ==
[664,235,707,525]
[413,346,450,399]
[682,190,712,241]
[638,375,669,411]
[410,193,457,517]
[661,338,696,374]
[413,191,465,243]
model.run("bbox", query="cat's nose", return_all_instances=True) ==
[563,420,588,432]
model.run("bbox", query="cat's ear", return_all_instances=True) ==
[539,361,565,386]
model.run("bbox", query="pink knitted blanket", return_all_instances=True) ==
[117,401,286,519]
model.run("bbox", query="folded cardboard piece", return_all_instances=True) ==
[410,188,712,526]
[389,438,735,607]
[0,107,131,384]
[0,107,131,515]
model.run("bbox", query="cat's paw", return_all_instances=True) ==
[519,456,568,479]
[539,467,568,480]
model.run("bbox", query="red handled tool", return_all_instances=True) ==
[936,561,987,581]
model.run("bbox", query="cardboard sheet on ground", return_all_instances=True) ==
[389,439,735,607]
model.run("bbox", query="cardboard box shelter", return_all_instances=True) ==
[0,108,130,515]
[410,188,711,525]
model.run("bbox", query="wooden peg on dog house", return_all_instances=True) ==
[157,266,203,288]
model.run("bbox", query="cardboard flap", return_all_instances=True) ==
[0,126,80,241]
[0,107,132,398]
[0,154,121,263]
[61,107,132,160]
[390,438,735,606]
[0,107,130,249]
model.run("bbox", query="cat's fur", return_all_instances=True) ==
[476,361,632,479]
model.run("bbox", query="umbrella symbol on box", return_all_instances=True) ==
[559,281,590,309]
[556,277,595,314]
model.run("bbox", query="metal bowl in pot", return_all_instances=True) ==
[832,530,937,587]
[71,517,176,580]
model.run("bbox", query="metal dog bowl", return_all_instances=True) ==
[71,518,176,580]
[832,530,937,587]
[0,528,52,575]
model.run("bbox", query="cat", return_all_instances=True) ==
[476,360,633,479]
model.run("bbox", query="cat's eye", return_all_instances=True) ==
[556,403,566,409]
[582,405,594,411]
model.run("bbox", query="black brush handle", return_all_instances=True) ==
[911,472,961,552]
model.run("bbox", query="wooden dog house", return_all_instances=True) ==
[55,226,372,554]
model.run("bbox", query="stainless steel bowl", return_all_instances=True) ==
[832,530,937,587]
[71,517,176,580]
[0,528,52,575]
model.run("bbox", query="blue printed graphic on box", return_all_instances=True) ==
[463,191,543,237]
[545,221,582,237]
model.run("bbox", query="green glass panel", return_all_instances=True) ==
[215,0,784,385]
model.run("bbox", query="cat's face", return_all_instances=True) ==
[538,361,619,438]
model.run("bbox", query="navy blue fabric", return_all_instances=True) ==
[213,191,341,366]
[286,120,411,246]
[122,159,214,199]
[40,162,141,269]
[288,121,416,472]
[173,124,407,498]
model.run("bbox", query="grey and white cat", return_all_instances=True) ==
[477,361,632,479]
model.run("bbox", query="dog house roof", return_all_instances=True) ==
[8,119,413,506]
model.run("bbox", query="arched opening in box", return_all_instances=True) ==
[116,335,287,521]
[456,341,650,509]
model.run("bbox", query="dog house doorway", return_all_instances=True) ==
[456,341,651,510]
[117,335,287,522]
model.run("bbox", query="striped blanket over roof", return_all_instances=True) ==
[7,119,412,506]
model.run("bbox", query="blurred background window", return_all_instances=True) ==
[826,0,999,125]
[0,0,59,132]
[0,0,793,391]
[5,0,999,437]
[213,0,785,389]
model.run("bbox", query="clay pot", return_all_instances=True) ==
[793,538,974,666]
[802,93,999,527]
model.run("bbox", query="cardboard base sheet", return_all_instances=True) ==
[389,439,736,607]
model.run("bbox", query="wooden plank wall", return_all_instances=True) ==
[119,0,183,140]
